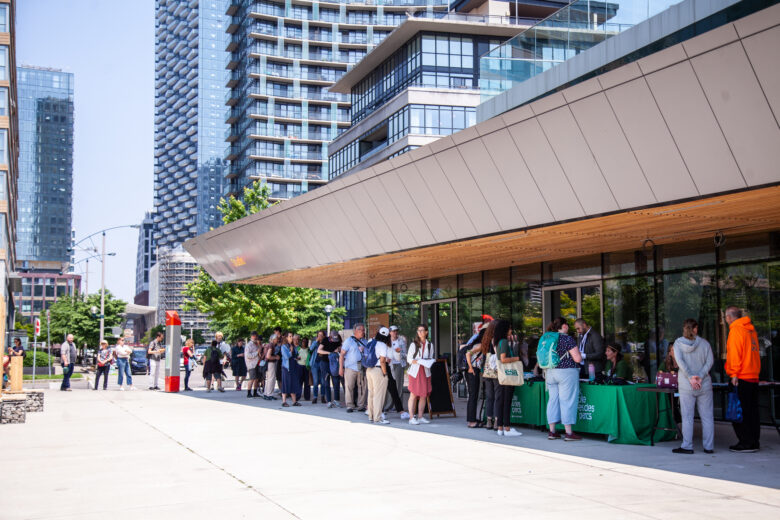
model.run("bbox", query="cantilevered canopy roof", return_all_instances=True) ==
[185,6,780,290]
[329,17,528,94]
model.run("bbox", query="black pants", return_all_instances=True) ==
[466,371,481,422]
[184,364,191,389]
[733,380,761,448]
[484,378,499,418]
[495,384,513,428]
[300,366,311,400]
[385,368,404,412]
[95,365,110,390]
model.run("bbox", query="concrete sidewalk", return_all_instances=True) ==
[1,388,778,519]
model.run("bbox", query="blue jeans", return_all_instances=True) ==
[319,358,340,402]
[310,360,321,399]
[546,368,580,426]
[184,363,191,389]
[60,363,74,390]
[117,358,132,386]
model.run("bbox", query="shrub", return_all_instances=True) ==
[22,350,53,368]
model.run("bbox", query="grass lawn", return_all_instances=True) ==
[22,373,84,380]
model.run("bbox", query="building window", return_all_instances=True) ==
[0,46,8,81]
[0,5,7,33]
[0,87,7,116]
[0,129,6,164]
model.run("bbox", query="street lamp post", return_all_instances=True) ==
[324,304,333,336]
[99,231,107,345]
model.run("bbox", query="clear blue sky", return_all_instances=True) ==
[16,0,155,303]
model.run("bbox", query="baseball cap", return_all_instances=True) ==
[481,314,494,322]
[389,325,399,331]
[379,326,390,336]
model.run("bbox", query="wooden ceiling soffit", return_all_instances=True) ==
[236,186,780,290]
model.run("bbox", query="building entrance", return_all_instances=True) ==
[542,282,603,334]
[421,299,457,367]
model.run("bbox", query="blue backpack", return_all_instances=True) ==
[328,352,340,376]
[536,332,561,369]
[361,338,379,369]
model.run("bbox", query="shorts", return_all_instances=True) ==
[247,367,259,380]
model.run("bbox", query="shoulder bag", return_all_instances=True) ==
[496,342,524,386]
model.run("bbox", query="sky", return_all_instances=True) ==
[16,0,155,303]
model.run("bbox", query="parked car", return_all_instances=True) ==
[130,348,148,375]
[194,346,207,365]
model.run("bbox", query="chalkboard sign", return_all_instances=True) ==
[427,359,456,419]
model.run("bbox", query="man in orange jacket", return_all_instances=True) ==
[724,306,761,452]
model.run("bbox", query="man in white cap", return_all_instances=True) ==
[366,326,391,424]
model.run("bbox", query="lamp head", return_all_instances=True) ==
[324,304,333,315]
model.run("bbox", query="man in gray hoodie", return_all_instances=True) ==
[672,318,714,454]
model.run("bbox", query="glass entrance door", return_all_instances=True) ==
[421,299,456,367]
[543,283,603,334]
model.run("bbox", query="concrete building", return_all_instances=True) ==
[149,245,211,340]
[134,211,157,306]
[224,0,458,200]
[14,273,81,324]
[186,0,780,420]
[0,0,20,346]
[154,0,229,250]
[15,66,74,268]
[327,1,557,178]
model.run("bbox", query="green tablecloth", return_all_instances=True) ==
[506,382,676,445]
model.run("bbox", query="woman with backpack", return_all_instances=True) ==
[204,340,226,393]
[494,320,523,437]
[366,327,392,424]
[280,332,302,407]
[317,330,342,408]
[543,317,582,440]
[464,326,487,428]
[407,324,434,425]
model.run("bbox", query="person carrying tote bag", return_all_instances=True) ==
[493,320,523,438]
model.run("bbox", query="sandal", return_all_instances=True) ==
[293,402,302,407]
[467,423,483,429]
[282,403,290,407]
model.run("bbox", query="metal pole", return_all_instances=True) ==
[326,314,331,336]
[47,310,51,377]
[99,232,106,345]
[85,258,89,295]
[33,326,38,384]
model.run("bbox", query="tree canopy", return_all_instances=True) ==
[184,181,345,341]
[47,291,127,347]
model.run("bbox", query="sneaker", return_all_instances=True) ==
[400,412,410,420]
[504,428,523,437]
[672,447,694,454]
[378,419,391,425]
[564,433,582,442]
[357,407,366,412]
[346,408,354,413]
[129,386,136,391]
[418,417,430,424]
[327,402,334,408]
[153,386,160,390]
[311,398,317,404]
[497,429,504,437]
[409,417,420,425]
[207,388,212,393]
[247,392,253,398]
[119,386,125,391]
[321,396,327,404]
[548,431,561,440]
[729,444,758,453]
[331,401,341,408]
[218,388,225,393]
[364,409,369,415]
[704,449,715,454]
[148,386,155,390]
[380,412,386,421]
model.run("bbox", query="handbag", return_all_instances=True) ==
[328,351,340,377]
[497,360,524,386]
[726,390,743,423]
[482,353,498,379]
[655,371,678,389]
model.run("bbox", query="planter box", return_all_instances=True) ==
[22,366,56,376]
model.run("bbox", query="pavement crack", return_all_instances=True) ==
[106,396,301,519]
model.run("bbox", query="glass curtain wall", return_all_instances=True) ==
[364,231,779,418]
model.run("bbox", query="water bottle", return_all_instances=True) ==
[588,363,595,382]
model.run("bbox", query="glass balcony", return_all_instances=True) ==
[479,0,684,102]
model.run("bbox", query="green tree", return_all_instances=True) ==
[184,181,346,341]
[48,292,127,348]
[14,321,34,340]
[141,324,165,344]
